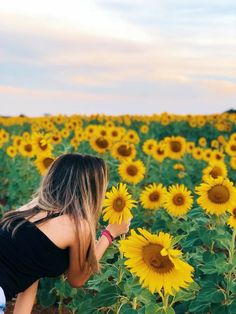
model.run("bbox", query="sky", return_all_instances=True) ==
[0,0,236,116]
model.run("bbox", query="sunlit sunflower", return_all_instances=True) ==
[90,136,111,154]
[118,159,146,184]
[107,126,123,142]
[225,140,236,157]
[142,139,157,156]
[152,143,166,162]
[230,157,236,170]
[202,148,213,162]
[202,161,228,181]
[140,183,167,210]
[31,132,52,155]
[163,184,193,217]
[6,146,17,158]
[228,208,236,230]
[18,140,35,158]
[211,150,225,162]
[192,147,203,160]
[102,182,137,224]
[186,142,195,153]
[111,141,137,161]
[198,137,207,147]
[123,130,140,144]
[140,125,149,134]
[195,176,236,216]
[34,154,55,175]
[119,228,194,295]
[164,136,186,160]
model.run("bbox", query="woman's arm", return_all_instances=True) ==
[13,280,39,314]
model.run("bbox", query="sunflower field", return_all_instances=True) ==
[1,112,236,314]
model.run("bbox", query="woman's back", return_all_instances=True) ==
[0,207,72,302]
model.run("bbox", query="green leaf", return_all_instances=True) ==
[145,303,162,314]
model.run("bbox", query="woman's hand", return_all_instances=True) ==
[13,280,39,314]
[105,218,132,239]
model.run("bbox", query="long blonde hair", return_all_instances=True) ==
[0,153,109,275]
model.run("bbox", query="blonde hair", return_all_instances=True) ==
[0,153,109,275]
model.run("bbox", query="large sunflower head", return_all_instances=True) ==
[102,182,137,224]
[118,159,146,184]
[163,184,193,217]
[34,154,55,176]
[119,228,194,295]
[140,183,167,210]
[90,136,111,154]
[195,176,236,216]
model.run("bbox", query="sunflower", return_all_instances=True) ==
[111,141,137,161]
[140,183,167,210]
[34,154,55,175]
[140,125,149,134]
[225,140,236,157]
[202,161,228,181]
[102,182,137,224]
[163,184,193,217]
[107,126,123,142]
[6,146,17,158]
[202,148,213,162]
[90,136,111,154]
[119,228,194,295]
[18,140,35,158]
[228,208,236,230]
[198,137,207,147]
[211,150,225,162]
[192,147,203,160]
[195,176,236,216]
[123,130,140,144]
[84,124,97,140]
[164,136,186,159]
[230,157,236,170]
[142,139,157,156]
[152,143,166,162]
[31,132,53,155]
[118,159,146,184]
[173,163,185,171]
[186,142,195,153]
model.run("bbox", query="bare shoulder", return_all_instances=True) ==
[59,215,91,248]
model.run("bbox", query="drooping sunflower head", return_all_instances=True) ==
[195,176,236,216]
[102,182,137,224]
[118,159,146,184]
[119,228,194,295]
[140,183,167,210]
[163,184,193,217]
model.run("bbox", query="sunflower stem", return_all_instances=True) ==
[132,296,138,309]
[226,229,236,303]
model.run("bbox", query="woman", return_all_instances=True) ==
[0,153,131,313]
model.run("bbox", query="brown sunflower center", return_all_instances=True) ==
[149,191,160,202]
[113,197,126,212]
[209,166,222,179]
[170,141,182,152]
[230,145,236,151]
[148,144,153,150]
[43,157,54,168]
[173,193,185,206]
[38,139,48,151]
[208,184,230,204]
[157,148,164,155]
[112,131,118,137]
[126,165,138,176]
[143,243,174,273]
[95,138,109,149]
[117,145,132,157]
[232,208,236,217]
[24,144,33,152]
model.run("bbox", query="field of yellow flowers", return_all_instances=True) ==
[0,112,236,314]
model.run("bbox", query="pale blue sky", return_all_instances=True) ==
[0,0,236,116]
